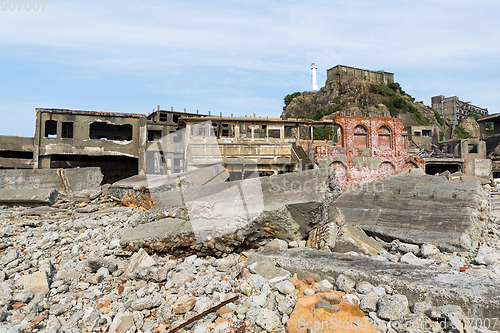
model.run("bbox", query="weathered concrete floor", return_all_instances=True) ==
[246,249,500,320]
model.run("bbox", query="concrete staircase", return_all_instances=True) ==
[292,146,314,171]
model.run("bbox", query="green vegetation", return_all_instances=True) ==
[313,108,325,121]
[370,82,431,126]
[433,111,445,127]
[486,122,493,130]
[313,127,335,140]
[290,114,312,119]
[283,92,301,110]
[469,113,481,121]
[454,125,475,139]
[439,132,445,141]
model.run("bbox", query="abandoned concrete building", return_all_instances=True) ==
[326,65,394,84]
[404,125,439,152]
[0,106,495,185]
[476,113,500,179]
[158,115,334,180]
[432,95,488,123]
[315,116,425,186]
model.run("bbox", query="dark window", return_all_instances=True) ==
[422,130,432,137]
[414,131,421,137]
[45,120,57,138]
[159,112,168,122]
[468,144,478,154]
[148,130,162,141]
[268,129,280,139]
[89,122,133,141]
[62,122,73,139]
[173,114,181,124]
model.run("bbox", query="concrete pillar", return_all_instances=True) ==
[138,117,147,175]
[280,124,285,143]
[310,126,314,141]
[39,156,51,169]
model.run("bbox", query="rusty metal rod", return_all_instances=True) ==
[167,295,239,333]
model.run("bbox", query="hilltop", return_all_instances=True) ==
[280,74,481,141]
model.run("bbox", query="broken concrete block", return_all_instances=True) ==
[87,254,118,273]
[397,242,420,255]
[109,311,134,333]
[332,174,489,252]
[332,223,384,256]
[400,253,434,265]
[264,239,288,251]
[21,271,50,294]
[420,244,440,258]
[120,169,341,256]
[475,245,500,265]
[377,294,410,320]
[248,261,291,284]
[0,188,59,206]
[127,248,156,273]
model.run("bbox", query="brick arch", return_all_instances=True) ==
[379,161,396,178]
[330,161,348,186]
[378,125,392,149]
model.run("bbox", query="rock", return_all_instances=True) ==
[20,271,50,294]
[131,294,162,311]
[49,303,71,316]
[342,294,360,305]
[214,258,231,272]
[335,274,355,292]
[276,294,295,315]
[240,283,252,296]
[127,248,156,272]
[412,301,432,314]
[274,280,294,295]
[360,292,378,312]
[1,249,18,265]
[173,295,197,314]
[264,239,288,251]
[315,301,340,314]
[132,266,169,282]
[476,245,500,265]
[332,223,384,256]
[109,311,135,333]
[420,244,440,257]
[289,241,299,248]
[400,252,434,265]
[12,290,33,304]
[0,282,12,307]
[377,294,409,320]
[320,292,341,305]
[248,261,291,283]
[397,242,420,255]
[318,279,334,289]
[303,288,315,296]
[255,308,281,332]
[87,254,118,273]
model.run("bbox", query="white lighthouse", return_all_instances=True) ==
[311,63,318,91]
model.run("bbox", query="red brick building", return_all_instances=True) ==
[315,116,424,186]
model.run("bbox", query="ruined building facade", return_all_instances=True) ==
[315,116,425,186]
[432,95,488,123]
[326,65,394,84]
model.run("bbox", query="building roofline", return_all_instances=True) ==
[476,113,500,122]
[178,115,333,125]
[36,108,146,118]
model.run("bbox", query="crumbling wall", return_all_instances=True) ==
[315,116,424,186]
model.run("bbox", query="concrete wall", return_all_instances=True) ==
[0,135,34,169]
[0,167,103,192]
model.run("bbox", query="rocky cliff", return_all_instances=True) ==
[281,75,439,129]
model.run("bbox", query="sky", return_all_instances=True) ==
[0,0,499,137]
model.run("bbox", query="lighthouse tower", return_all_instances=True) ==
[311,63,318,91]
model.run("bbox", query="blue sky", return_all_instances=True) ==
[1,0,499,136]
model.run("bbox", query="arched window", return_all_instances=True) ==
[354,125,368,148]
[378,125,392,149]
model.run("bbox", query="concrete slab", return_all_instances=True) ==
[246,249,500,321]
[0,188,59,206]
[0,167,103,192]
[332,174,489,252]
[120,168,342,256]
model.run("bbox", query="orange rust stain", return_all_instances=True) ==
[119,190,156,210]
[287,280,377,333]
